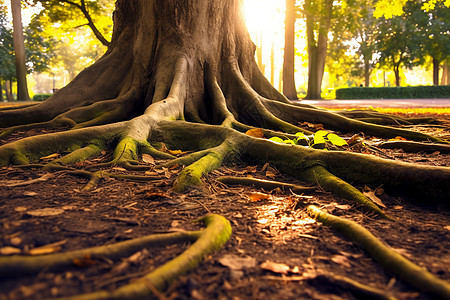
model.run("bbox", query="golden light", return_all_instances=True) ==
[242,0,286,89]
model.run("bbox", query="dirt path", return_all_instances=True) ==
[0,111,449,300]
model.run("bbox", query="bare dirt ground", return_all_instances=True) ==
[0,110,449,300]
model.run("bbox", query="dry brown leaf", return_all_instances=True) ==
[389,136,407,141]
[72,255,97,267]
[245,128,264,138]
[331,255,351,268]
[363,188,386,208]
[27,207,65,217]
[218,254,256,270]
[141,154,155,165]
[260,261,291,275]
[23,191,38,197]
[0,246,21,255]
[40,153,60,160]
[444,225,450,231]
[112,167,127,172]
[246,192,271,202]
[15,206,28,212]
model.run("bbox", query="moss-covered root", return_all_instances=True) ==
[302,165,390,219]
[0,230,201,279]
[307,205,450,300]
[59,214,232,300]
[112,137,174,165]
[172,141,235,192]
[216,176,316,193]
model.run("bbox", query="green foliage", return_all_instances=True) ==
[0,2,55,80]
[32,93,52,101]
[270,131,347,150]
[0,2,15,80]
[335,86,450,99]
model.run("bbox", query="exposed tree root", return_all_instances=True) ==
[378,141,450,153]
[307,205,450,299]
[0,214,232,300]
[216,176,317,193]
[307,273,397,300]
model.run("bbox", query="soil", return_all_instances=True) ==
[0,111,449,300]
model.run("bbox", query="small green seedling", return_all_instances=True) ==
[269,130,347,150]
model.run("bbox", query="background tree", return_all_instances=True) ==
[11,0,29,100]
[0,0,15,101]
[0,1,449,297]
[282,0,298,100]
[27,0,113,47]
[375,4,422,87]
[415,0,450,85]
[303,0,333,99]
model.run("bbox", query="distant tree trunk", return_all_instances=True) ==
[432,58,440,86]
[11,0,30,101]
[0,78,3,102]
[282,0,297,100]
[5,80,13,101]
[304,0,332,100]
[441,64,449,85]
[364,57,371,87]
[270,42,275,85]
[393,61,401,87]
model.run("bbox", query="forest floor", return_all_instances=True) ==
[0,108,449,300]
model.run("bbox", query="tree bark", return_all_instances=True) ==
[432,57,440,86]
[282,0,297,100]
[5,80,13,101]
[364,57,371,87]
[10,0,29,101]
[441,64,449,85]
[0,78,3,102]
[304,0,332,100]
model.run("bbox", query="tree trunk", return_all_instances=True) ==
[0,78,3,102]
[441,64,449,85]
[10,0,29,101]
[364,58,371,87]
[304,0,332,100]
[394,63,401,87]
[282,0,297,100]
[432,57,440,86]
[5,80,13,101]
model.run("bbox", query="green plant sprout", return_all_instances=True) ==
[269,130,348,149]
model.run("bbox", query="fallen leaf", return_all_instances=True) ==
[40,153,60,160]
[141,154,155,165]
[27,207,65,217]
[72,255,97,267]
[10,237,22,246]
[23,191,38,197]
[257,218,269,224]
[389,136,407,141]
[15,206,28,212]
[167,149,183,155]
[218,254,256,270]
[0,246,21,255]
[246,192,271,202]
[393,205,403,210]
[331,255,351,268]
[112,167,127,172]
[444,226,450,231]
[245,128,264,138]
[363,186,386,208]
[260,261,291,274]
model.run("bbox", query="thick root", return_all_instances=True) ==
[216,176,316,193]
[301,165,390,219]
[54,214,231,300]
[172,141,235,192]
[307,205,450,299]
